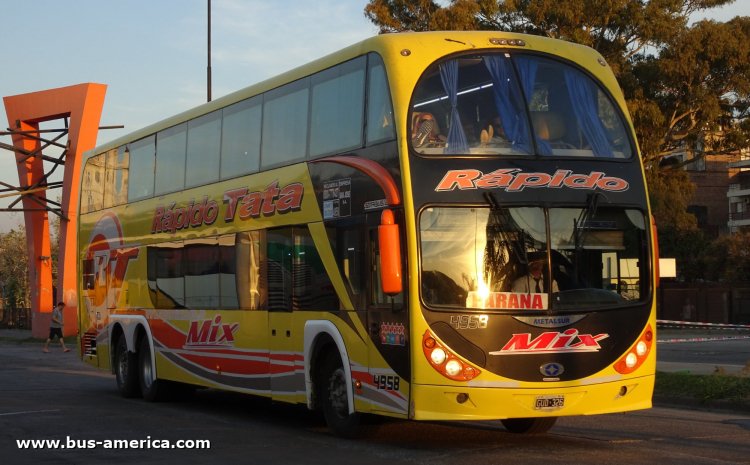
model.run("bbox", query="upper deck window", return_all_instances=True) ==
[411,53,632,158]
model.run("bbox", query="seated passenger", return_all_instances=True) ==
[479,116,507,146]
[411,112,446,148]
[511,259,559,294]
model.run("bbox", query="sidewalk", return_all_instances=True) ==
[0,328,32,340]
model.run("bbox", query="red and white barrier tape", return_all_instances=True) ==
[656,319,750,343]
[657,319,750,330]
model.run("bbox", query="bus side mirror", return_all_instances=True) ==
[379,209,402,295]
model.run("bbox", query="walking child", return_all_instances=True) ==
[43,302,70,353]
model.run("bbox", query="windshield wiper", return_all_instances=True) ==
[483,191,529,265]
[573,192,607,250]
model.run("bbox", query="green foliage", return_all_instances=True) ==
[645,165,697,231]
[655,371,750,406]
[703,231,750,282]
[0,228,29,309]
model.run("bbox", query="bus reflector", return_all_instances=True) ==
[422,330,481,381]
[614,325,653,374]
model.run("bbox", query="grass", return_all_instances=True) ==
[655,369,750,410]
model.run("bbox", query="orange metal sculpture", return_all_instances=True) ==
[3,83,107,338]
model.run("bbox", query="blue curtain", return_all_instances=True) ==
[563,69,614,157]
[438,60,469,154]
[515,57,551,156]
[483,56,532,154]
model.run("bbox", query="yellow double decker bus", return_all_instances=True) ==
[78,31,657,436]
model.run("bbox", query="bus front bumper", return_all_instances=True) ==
[410,374,654,421]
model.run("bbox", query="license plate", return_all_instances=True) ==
[534,395,564,410]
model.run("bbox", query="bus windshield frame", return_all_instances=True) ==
[410,52,634,159]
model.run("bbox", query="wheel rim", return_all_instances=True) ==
[327,367,348,418]
[116,346,128,382]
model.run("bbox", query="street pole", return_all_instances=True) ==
[207,0,212,102]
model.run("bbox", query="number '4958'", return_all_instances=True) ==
[373,374,400,391]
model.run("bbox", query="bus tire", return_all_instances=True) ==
[114,334,140,398]
[319,351,360,438]
[501,417,558,434]
[138,337,166,402]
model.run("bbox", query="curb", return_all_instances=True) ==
[653,395,750,414]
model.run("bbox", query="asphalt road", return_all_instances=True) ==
[657,328,750,374]
[1,338,749,465]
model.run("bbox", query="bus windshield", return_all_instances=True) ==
[410,53,632,158]
[419,206,649,310]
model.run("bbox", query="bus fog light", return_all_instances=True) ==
[430,348,447,365]
[636,341,648,357]
[445,359,462,376]
[625,352,638,368]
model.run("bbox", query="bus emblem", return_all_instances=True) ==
[540,362,564,377]
[489,329,609,355]
[184,316,239,348]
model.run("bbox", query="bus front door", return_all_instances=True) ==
[266,228,299,402]
[366,222,410,416]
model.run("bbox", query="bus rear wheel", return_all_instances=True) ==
[114,335,139,398]
[319,351,360,438]
[138,337,167,402]
[501,417,557,434]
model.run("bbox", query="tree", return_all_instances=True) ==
[0,228,30,309]
[702,231,750,282]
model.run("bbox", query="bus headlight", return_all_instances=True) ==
[636,340,648,357]
[422,330,481,382]
[614,325,653,374]
[445,360,462,377]
[430,348,447,365]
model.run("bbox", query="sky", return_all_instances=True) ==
[0,0,748,232]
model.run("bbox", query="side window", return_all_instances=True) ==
[184,238,220,309]
[147,241,185,309]
[82,258,95,290]
[309,57,366,157]
[186,111,221,188]
[104,146,129,207]
[265,229,293,311]
[81,154,105,213]
[366,53,395,144]
[261,80,309,168]
[127,135,155,201]
[264,227,339,311]
[221,97,261,179]
[332,225,366,310]
[155,123,187,195]
[223,231,264,310]
[293,227,339,310]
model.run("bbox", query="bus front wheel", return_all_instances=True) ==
[114,335,140,398]
[319,351,360,438]
[501,417,558,434]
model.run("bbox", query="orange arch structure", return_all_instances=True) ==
[3,83,107,338]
